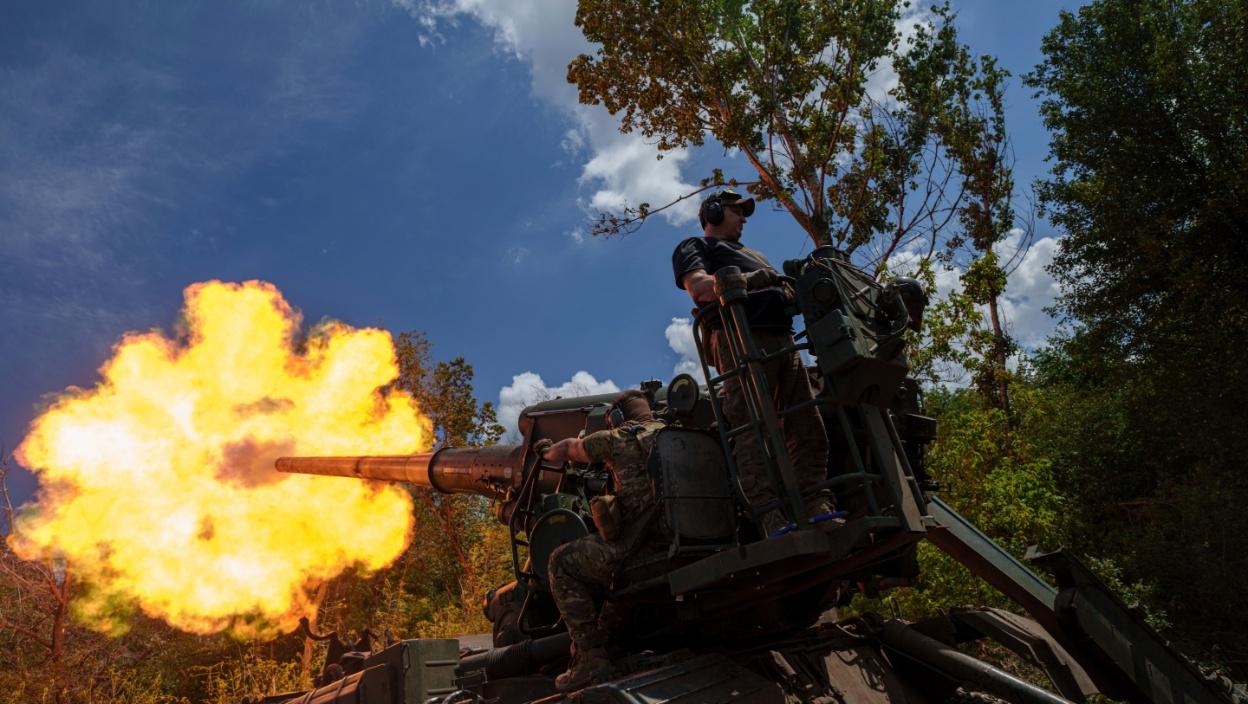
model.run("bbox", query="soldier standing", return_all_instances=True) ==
[541,390,664,691]
[672,189,831,537]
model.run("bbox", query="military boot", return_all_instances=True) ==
[805,496,844,528]
[759,510,791,538]
[555,645,612,692]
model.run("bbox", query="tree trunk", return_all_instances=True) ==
[420,494,473,592]
[986,296,1012,423]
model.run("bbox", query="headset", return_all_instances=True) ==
[700,197,725,227]
[605,405,626,430]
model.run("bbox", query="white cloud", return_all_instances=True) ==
[997,231,1062,348]
[560,127,585,155]
[497,370,619,440]
[578,123,696,222]
[882,229,1063,352]
[400,0,699,225]
[395,2,957,230]
[877,230,1063,386]
[664,317,704,380]
[885,249,963,300]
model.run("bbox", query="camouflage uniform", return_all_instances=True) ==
[547,419,664,651]
[711,329,830,522]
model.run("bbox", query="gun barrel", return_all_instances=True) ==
[275,445,529,497]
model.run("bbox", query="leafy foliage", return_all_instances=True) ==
[851,384,1066,622]
[1027,0,1248,354]
[571,0,1014,261]
[1025,0,1248,671]
[393,331,504,449]
[572,0,1023,409]
[2,0,1244,694]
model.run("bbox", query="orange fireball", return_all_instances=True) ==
[11,280,433,638]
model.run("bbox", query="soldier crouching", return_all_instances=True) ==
[541,390,664,692]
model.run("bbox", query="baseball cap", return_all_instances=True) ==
[707,188,755,217]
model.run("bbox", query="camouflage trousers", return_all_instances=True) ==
[547,534,629,651]
[712,329,830,517]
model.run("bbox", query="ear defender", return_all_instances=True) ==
[605,406,625,429]
[701,198,724,227]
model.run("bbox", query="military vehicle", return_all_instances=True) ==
[262,247,1244,704]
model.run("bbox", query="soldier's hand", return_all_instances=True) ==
[544,438,588,466]
[780,281,797,305]
[541,437,590,465]
[542,440,570,465]
[743,269,780,291]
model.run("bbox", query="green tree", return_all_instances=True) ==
[852,384,1065,608]
[942,57,1018,416]
[381,332,510,636]
[570,0,1023,400]
[393,331,504,449]
[1026,0,1248,672]
[1028,0,1248,357]
[570,0,1009,255]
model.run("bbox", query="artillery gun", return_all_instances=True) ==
[263,247,1244,704]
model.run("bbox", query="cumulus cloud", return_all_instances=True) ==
[881,228,1063,353]
[396,0,699,225]
[664,317,704,380]
[886,249,963,302]
[497,370,619,440]
[578,124,695,221]
[393,2,958,229]
[495,321,705,443]
[998,231,1062,349]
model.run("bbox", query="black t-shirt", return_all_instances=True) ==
[672,236,792,331]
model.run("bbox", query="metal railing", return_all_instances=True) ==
[690,266,925,538]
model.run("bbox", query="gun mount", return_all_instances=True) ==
[267,246,1243,704]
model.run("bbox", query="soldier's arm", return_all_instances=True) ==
[681,270,717,304]
[542,437,590,465]
[683,268,778,304]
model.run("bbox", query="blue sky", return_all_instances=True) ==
[1,0,1083,503]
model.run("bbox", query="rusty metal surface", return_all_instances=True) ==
[275,445,538,498]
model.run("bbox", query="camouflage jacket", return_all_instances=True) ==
[581,419,663,522]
